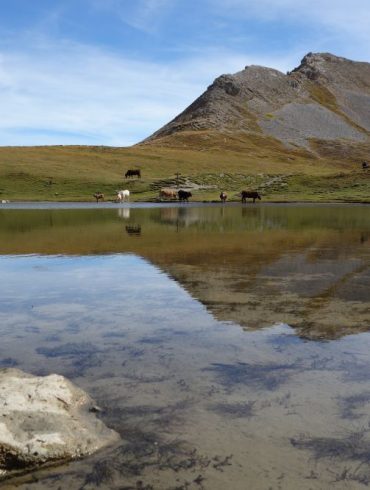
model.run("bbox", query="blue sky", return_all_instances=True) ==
[0,0,369,146]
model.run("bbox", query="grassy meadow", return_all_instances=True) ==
[0,137,369,202]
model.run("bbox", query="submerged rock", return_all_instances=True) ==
[0,368,120,479]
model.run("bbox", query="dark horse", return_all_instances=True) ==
[220,191,227,203]
[125,169,141,178]
[241,191,261,203]
[178,190,192,202]
[93,192,104,203]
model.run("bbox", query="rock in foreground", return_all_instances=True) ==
[0,368,120,479]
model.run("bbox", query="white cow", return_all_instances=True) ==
[116,190,130,202]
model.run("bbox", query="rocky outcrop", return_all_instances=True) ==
[142,53,370,156]
[0,369,120,479]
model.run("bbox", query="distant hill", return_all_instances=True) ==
[142,53,370,161]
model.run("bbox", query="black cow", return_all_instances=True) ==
[125,169,141,178]
[362,162,369,170]
[178,190,192,202]
[241,191,261,203]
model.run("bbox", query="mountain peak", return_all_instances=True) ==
[142,53,370,161]
[300,52,349,64]
[291,52,353,81]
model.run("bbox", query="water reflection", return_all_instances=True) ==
[0,205,370,489]
[1,205,368,340]
[117,207,130,219]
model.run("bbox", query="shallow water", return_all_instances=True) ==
[0,204,369,489]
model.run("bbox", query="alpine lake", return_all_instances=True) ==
[0,202,369,490]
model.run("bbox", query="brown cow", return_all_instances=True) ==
[93,192,104,203]
[220,192,227,202]
[160,188,177,200]
[241,191,261,203]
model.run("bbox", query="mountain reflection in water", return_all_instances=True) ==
[1,205,368,340]
[1,204,370,489]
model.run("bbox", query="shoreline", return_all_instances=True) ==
[0,200,369,209]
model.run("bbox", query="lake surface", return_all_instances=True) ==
[0,204,369,489]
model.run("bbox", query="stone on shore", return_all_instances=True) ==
[0,368,120,479]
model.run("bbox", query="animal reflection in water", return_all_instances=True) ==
[116,190,130,202]
[241,191,261,203]
[117,208,130,219]
[125,225,141,236]
[93,192,104,203]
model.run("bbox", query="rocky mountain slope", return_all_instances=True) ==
[142,53,370,160]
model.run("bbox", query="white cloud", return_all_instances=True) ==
[90,0,175,33]
[0,41,194,146]
[208,0,370,47]
[127,0,175,31]
[0,38,300,146]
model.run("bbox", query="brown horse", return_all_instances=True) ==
[241,191,261,203]
[93,193,104,203]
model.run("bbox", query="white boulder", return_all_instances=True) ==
[0,368,120,479]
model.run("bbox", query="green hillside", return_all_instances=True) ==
[0,142,369,202]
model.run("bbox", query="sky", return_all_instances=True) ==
[0,0,369,146]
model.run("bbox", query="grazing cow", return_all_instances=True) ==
[362,162,369,170]
[241,191,261,203]
[220,192,227,203]
[160,188,177,200]
[178,190,192,202]
[116,189,130,202]
[125,169,141,178]
[93,192,104,203]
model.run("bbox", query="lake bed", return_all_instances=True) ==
[0,204,369,489]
